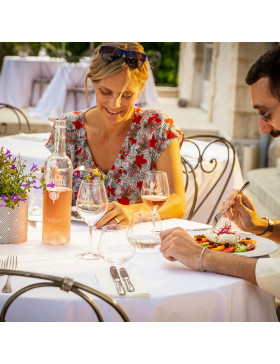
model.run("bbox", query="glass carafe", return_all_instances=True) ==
[42,119,73,245]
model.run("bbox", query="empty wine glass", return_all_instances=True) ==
[98,225,136,264]
[141,171,170,231]
[76,180,108,260]
[127,211,162,251]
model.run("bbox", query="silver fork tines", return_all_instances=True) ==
[1,255,18,294]
[212,181,250,229]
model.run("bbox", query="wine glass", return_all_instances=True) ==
[98,225,136,264]
[127,211,162,251]
[76,180,108,260]
[141,171,170,231]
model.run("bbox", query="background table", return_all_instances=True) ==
[0,56,65,107]
[0,133,243,224]
[0,218,277,322]
[30,61,159,120]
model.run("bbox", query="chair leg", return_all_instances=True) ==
[73,90,78,111]
[29,80,36,107]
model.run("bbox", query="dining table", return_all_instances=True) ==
[0,56,66,107]
[0,217,278,322]
[29,60,159,120]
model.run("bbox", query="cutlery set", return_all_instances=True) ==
[0,255,18,294]
[110,266,135,296]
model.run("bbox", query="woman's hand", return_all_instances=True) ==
[220,190,265,234]
[95,201,135,228]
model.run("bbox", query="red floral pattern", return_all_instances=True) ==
[46,107,183,206]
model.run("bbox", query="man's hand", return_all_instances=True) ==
[220,190,265,234]
[159,227,203,270]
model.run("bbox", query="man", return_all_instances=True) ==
[160,45,280,300]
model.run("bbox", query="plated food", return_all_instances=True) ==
[194,221,256,253]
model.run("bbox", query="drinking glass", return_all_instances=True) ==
[141,171,170,231]
[127,211,162,251]
[76,180,108,260]
[98,225,136,264]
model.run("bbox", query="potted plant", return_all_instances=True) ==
[0,147,46,244]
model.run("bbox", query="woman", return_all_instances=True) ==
[46,42,186,227]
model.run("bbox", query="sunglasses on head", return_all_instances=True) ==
[101,46,147,69]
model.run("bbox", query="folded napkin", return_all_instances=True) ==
[95,267,150,298]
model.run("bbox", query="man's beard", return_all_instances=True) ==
[270,129,280,138]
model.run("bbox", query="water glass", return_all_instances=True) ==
[127,212,162,251]
[98,225,136,264]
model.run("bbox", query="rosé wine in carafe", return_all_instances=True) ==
[42,119,73,245]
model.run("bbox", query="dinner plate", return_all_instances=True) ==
[188,230,279,257]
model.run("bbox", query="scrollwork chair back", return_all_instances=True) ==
[0,103,32,135]
[182,134,236,224]
[0,269,130,322]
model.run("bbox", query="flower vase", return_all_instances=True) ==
[0,200,28,244]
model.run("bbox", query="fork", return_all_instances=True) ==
[1,255,18,294]
[212,181,250,229]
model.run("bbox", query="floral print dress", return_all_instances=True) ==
[45,107,184,206]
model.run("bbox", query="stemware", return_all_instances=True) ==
[141,171,170,231]
[127,211,162,250]
[98,225,136,264]
[76,180,108,260]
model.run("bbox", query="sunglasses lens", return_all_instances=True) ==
[102,47,122,63]
[126,51,145,69]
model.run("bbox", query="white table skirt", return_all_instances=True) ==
[0,218,277,322]
[0,56,65,107]
[0,133,243,225]
[30,61,158,120]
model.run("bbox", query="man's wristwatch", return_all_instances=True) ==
[257,217,275,238]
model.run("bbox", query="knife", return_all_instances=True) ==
[110,266,126,296]
[119,267,135,292]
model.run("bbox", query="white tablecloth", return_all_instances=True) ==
[0,134,243,224]
[0,218,277,322]
[0,56,65,107]
[30,61,158,119]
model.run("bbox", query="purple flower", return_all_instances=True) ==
[5,149,12,158]
[11,192,19,202]
[22,183,29,187]
[30,163,38,172]
[0,195,9,201]
[33,186,40,189]
[19,197,27,202]
[11,164,17,170]
[47,183,55,188]
[0,204,5,207]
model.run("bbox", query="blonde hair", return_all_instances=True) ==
[85,42,149,99]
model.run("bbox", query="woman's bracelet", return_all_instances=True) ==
[199,246,208,272]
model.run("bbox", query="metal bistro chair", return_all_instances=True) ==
[0,269,130,322]
[181,134,236,224]
[0,103,32,135]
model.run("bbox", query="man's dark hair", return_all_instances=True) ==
[246,45,280,100]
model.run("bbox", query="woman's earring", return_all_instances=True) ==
[135,96,140,107]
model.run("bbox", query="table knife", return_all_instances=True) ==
[110,266,126,296]
[119,267,135,292]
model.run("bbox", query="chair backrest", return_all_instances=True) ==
[147,51,162,81]
[0,103,32,134]
[0,269,130,322]
[181,134,236,224]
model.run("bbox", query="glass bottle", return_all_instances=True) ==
[42,119,73,245]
